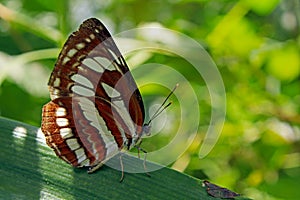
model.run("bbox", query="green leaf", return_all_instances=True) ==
[266,44,300,82]
[243,0,280,15]
[0,4,62,44]
[0,117,250,199]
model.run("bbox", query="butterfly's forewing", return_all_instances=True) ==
[41,18,145,169]
[48,18,145,123]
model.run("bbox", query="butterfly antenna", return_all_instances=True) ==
[146,83,179,125]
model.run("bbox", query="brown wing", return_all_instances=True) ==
[48,18,145,133]
[41,18,145,168]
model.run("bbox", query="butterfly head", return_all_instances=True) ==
[142,123,151,136]
[131,123,151,147]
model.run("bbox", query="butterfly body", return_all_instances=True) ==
[41,18,146,171]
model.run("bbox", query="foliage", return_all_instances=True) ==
[0,0,299,199]
[3,117,241,200]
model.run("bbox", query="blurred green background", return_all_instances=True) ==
[0,0,299,199]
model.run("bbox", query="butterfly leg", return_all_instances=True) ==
[87,162,103,173]
[119,153,125,182]
[135,144,151,178]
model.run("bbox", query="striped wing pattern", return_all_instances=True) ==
[41,18,145,170]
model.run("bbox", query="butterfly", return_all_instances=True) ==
[41,18,175,180]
